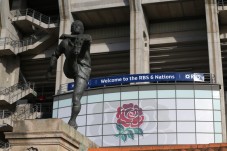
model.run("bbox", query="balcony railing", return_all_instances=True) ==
[11,8,59,27]
[218,0,227,6]
[0,82,35,96]
[0,30,48,54]
[0,141,10,151]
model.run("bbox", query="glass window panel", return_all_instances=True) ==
[196,134,214,144]
[87,125,102,136]
[140,122,157,133]
[194,85,212,98]
[177,110,195,121]
[88,89,103,103]
[214,111,221,121]
[120,135,138,146]
[176,85,194,98]
[53,101,58,109]
[177,122,195,132]
[76,115,86,126]
[215,134,223,143]
[52,109,58,118]
[121,99,138,105]
[214,122,222,133]
[87,103,103,114]
[103,112,117,124]
[87,114,102,125]
[104,92,120,102]
[139,99,157,110]
[58,94,71,100]
[104,88,120,102]
[78,105,86,115]
[139,134,157,145]
[59,99,71,108]
[157,85,175,98]
[212,85,220,99]
[195,99,212,109]
[177,99,195,109]
[58,107,71,118]
[143,111,157,121]
[104,101,120,113]
[88,94,103,103]
[158,122,176,133]
[158,99,175,109]
[77,127,85,135]
[103,135,120,147]
[196,122,214,132]
[89,136,102,146]
[196,110,213,121]
[213,99,221,110]
[177,133,195,144]
[158,134,176,145]
[61,117,70,123]
[139,85,157,99]
[176,99,194,109]
[103,124,119,135]
[158,110,176,121]
[81,95,87,104]
[121,87,138,100]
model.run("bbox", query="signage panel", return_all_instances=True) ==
[67,73,205,91]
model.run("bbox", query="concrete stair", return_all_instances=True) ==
[11,8,58,31]
[0,83,37,105]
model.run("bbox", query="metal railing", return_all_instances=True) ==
[218,0,227,6]
[0,110,11,119]
[0,82,35,96]
[0,30,48,54]
[12,104,41,121]
[12,8,59,27]
[0,141,10,151]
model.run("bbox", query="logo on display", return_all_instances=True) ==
[115,103,144,142]
[185,73,205,82]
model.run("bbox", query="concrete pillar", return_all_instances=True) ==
[0,0,18,38]
[0,56,20,88]
[205,0,226,142]
[55,0,74,94]
[129,0,150,74]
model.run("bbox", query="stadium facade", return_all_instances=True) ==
[0,0,227,148]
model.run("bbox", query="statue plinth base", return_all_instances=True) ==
[5,119,98,151]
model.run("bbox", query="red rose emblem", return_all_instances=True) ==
[116,103,144,128]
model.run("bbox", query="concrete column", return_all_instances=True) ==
[129,0,150,74]
[0,0,18,38]
[205,0,226,142]
[0,56,20,88]
[55,0,74,94]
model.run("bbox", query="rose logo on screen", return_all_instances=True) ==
[115,103,144,142]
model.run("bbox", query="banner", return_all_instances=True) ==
[67,73,205,91]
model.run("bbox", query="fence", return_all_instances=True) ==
[12,8,59,26]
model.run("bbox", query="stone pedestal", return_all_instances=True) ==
[5,119,98,151]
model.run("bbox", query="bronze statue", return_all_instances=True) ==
[47,20,92,129]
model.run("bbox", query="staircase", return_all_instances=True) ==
[0,30,53,55]
[11,8,59,30]
[0,104,42,130]
[0,82,37,105]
